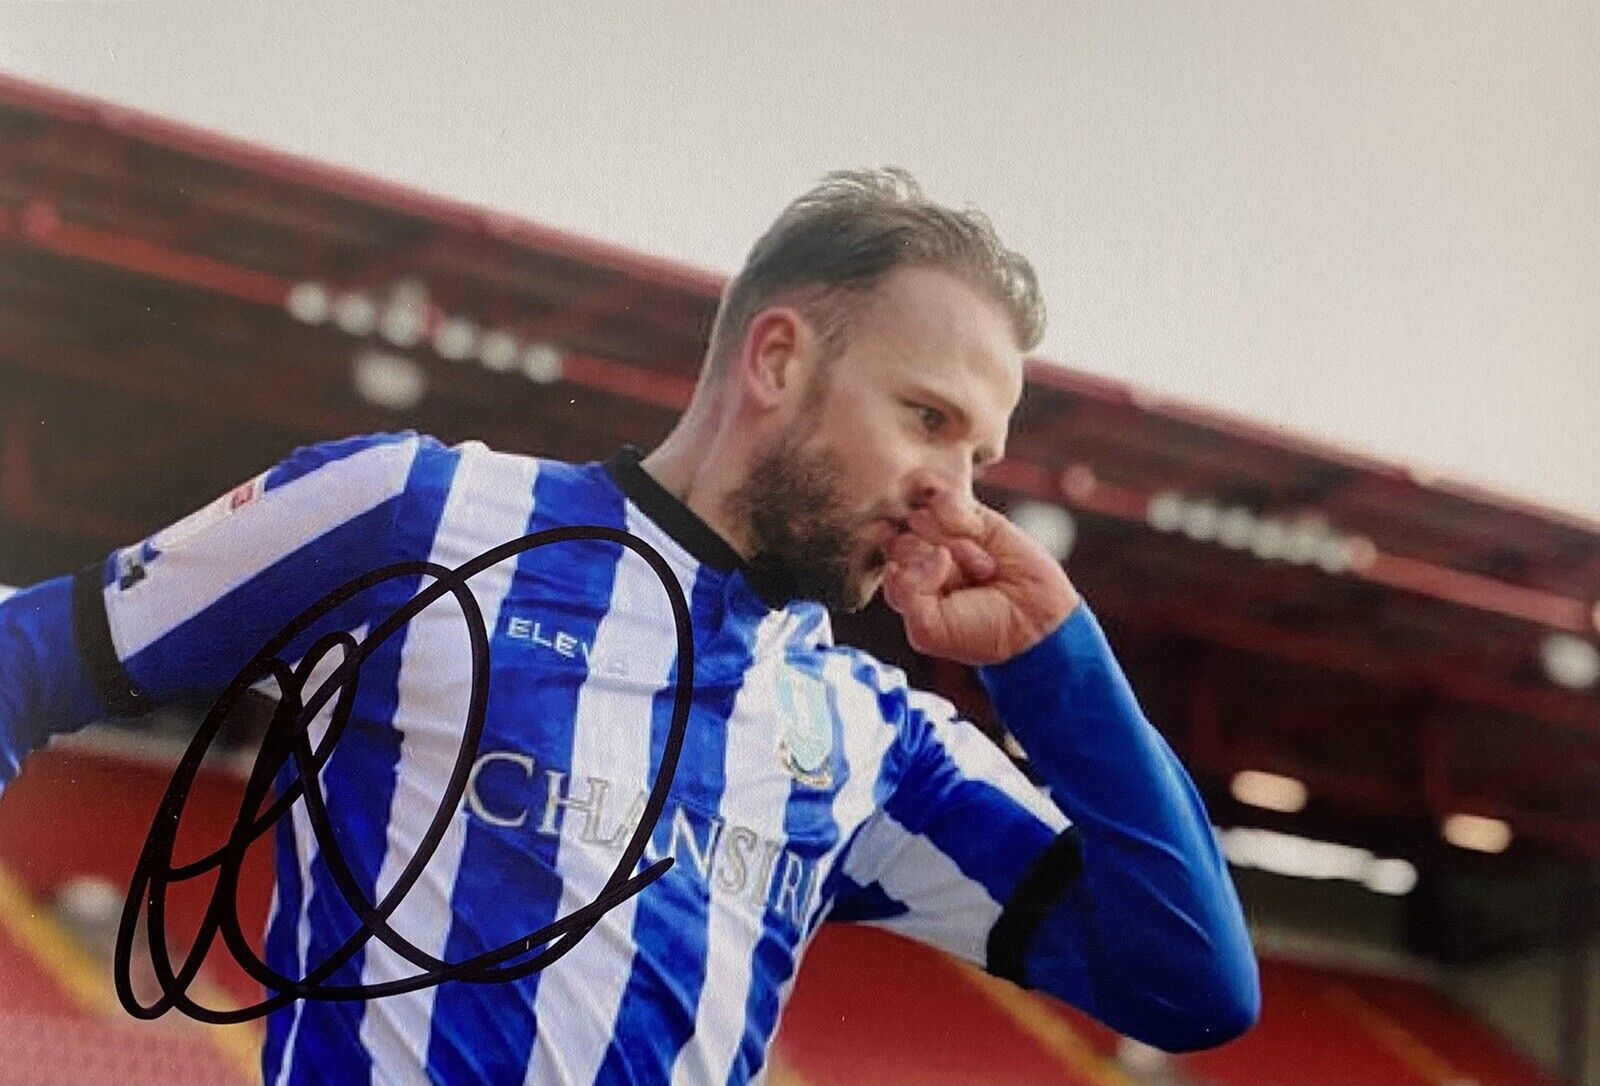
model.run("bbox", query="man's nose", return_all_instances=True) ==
[908,455,974,512]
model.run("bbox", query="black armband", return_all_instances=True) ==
[986,824,1084,986]
[70,562,153,718]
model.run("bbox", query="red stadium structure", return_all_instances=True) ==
[1,72,1596,1084]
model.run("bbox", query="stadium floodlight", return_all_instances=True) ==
[352,349,428,411]
[1218,826,1418,895]
[432,317,479,361]
[1230,769,1309,813]
[1441,813,1513,854]
[520,342,565,384]
[1223,827,1359,879]
[1178,499,1221,542]
[286,281,331,324]
[1006,500,1076,562]
[1363,858,1419,896]
[1314,534,1351,573]
[333,292,379,337]
[1215,506,1257,550]
[1059,462,1097,503]
[379,280,430,349]
[1145,489,1361,576]
[1248,517,1289,561]
[1282,517,1326,565]
[478,329,520,372]
[1145,491,1184,533]
[1540,632,1600,689]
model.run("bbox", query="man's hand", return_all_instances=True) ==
[881,490,1081,667]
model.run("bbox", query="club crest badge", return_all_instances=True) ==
[776,669,835,789]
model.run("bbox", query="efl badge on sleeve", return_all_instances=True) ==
[151,471,267,552]
[114,472,267,592]
[776,669,835,789]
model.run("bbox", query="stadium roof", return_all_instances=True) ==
[1,72,1597,863]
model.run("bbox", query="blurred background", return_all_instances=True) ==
[0,4,1596,1084]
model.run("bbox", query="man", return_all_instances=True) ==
[0,167,1258,1084]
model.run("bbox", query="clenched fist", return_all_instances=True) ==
[881,490,1081,667]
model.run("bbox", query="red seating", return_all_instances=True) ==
[0,876,256,1086]
[1179,955,1560,1086]
[772,928,1561,1086]
[0,745,1567,1086]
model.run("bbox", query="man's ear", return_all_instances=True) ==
[738,306,814,411]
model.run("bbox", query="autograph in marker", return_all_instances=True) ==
[112,527,693,1026]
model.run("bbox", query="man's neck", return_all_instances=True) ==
[638,431,753,563]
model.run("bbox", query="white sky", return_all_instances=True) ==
[2,1,1596,519]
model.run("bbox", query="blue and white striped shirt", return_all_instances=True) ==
[0,430,1259,1083]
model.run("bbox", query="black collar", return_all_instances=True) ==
[602,445,800,609]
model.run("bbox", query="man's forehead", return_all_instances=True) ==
[862,269,1023,373]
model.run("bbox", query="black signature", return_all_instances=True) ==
[112,526,693,1025]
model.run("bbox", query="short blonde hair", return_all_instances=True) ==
[704,167,1045,380]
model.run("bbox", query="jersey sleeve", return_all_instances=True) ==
[827,679,1073,970]
[973,602,1259,1050]
[0,576,111,791]
[82,431,427,709]
[0,430,428,796]
[829,602,1259,1053]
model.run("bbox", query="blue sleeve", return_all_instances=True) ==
[0,577,112,794]
[976,601,1260,1052]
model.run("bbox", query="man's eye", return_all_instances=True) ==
[917,405,946,431]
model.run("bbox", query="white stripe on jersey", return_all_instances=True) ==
[523,501,703,1086]
[356,444,539,1083]
[841,811,1002,965]
[667,610,813,1086]
[274,624,366,1086]
[106,439,417,659]
[814,653,903,893]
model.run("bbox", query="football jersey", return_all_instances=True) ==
[78,431,1077,1086]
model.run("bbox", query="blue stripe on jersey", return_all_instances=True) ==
[423,459,628,1084]
[789,603,829,648]
[264,431,421,493]
[282,442,461,1086]
[121,502,400,702]
[594,573,758,1083]
[261,801,305,1085]
[819,876,909,924]
[727,654,846,1085]
[881,706,1059,906]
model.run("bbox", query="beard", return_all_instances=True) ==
[721,421,883,613]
